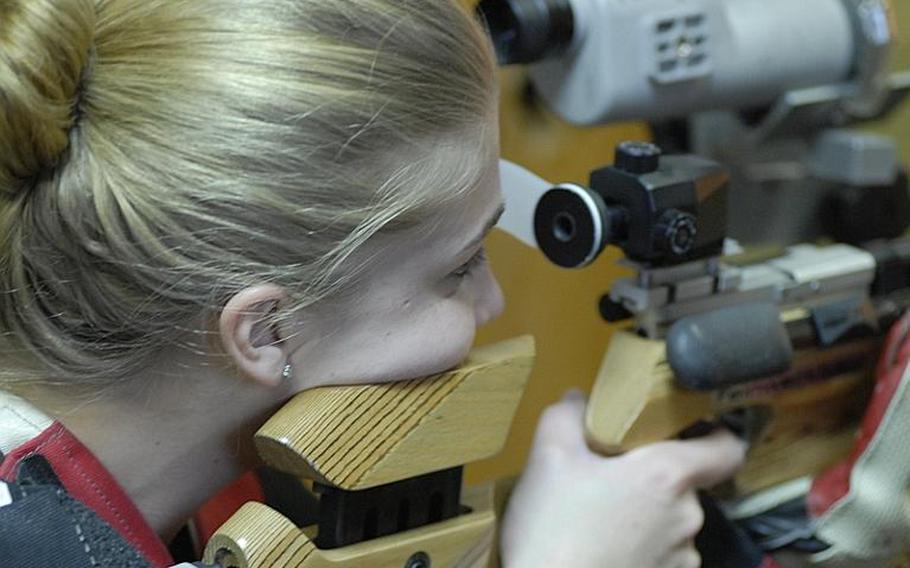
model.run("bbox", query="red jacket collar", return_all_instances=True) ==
[0,421,174,568]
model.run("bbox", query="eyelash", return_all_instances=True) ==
[451,247,488,280]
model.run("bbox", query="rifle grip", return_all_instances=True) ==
[584,331,713,454]
[585,329,877,494]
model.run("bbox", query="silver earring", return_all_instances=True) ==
[281,363,293,382]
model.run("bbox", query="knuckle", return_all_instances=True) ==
[536,402,580,439]
[636,459,691,493]
[538,402,567,427]
[654,470,687,493]
[680,499,705,538]
[537,403,572,436]
[678,547,701,568]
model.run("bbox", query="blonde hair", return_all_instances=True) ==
[0,0,496,393]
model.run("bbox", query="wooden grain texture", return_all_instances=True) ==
[204,335,531,568]
[254,335,534,490]
[300,509,495,568]
[585,330,876,492]
[584,331,711,454]
[204,501,495,568]
[204,502,316,568]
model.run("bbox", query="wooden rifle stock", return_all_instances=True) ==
[585,330,878,492]
[203,336,534,568]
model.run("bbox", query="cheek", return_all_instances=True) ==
[387,300,478,379]
[300,297,479,388]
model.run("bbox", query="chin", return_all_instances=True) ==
[401,341,475,381]
[303,333,477,388]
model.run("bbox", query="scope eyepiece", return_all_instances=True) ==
[532,142,728,269]
[534,184,608,268]
[476,0,575,65]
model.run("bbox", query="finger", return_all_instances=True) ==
[657,537,702,568]
[633,429,746,491]
[670,542,702,568]
[675,490,706,541]
[671,428,748,489]
[532,389,589,452]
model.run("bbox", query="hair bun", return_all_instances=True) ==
[0,0,95,198]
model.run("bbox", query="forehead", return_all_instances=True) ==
[355,151,502,275]
[328,123,501,288]
[425,155,501,244]
[376,122,501,246]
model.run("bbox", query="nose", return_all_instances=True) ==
[476,267,505,326]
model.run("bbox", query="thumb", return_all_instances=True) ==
[532,389,589,453]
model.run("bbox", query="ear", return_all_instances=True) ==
[219,284,291,387]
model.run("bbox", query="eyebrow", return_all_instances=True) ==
[458,202,506,255]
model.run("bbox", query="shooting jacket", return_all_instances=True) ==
[0,390,176,568]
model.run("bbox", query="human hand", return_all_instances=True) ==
[500,390,747,568]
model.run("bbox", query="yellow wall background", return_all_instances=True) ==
[870,0,910,161]
[466,0,910,484]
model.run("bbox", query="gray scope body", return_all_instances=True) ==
[479,0,866,123]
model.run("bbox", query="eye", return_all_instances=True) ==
[450,247,488,280]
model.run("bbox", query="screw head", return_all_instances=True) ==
[654,209,697,256]
[615,141,662,174]
[405,551,431,568]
